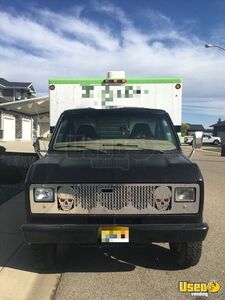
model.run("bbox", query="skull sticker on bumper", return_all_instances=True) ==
[153,186,172,211]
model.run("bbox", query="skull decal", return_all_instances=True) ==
[58,186,76,211]
[153,186,172,211]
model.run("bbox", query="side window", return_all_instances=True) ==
[55,118,76,143]
[155,122,166,140]
[55,119,67,143]
[161,119,175,144]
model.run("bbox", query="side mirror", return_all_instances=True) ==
[33,139,39,155]
[33,137,48,158]
[193,131,203,149]
[188,131,203,159]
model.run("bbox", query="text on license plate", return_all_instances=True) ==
[100,226,129,243]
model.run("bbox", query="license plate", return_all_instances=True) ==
[100,226,129,243]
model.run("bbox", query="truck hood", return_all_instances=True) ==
[27,152,202,184]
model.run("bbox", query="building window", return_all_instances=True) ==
[2,89,14,98]
[15,90,22,101]
[16,90,27,100]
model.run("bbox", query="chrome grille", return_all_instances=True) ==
[62,184,156,211]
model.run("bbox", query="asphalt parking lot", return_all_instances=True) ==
[0,148,224,300]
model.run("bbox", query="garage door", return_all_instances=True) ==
[3,115,15,140]
[22,119,32,140]
[217,131,225,143]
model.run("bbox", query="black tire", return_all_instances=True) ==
[30,244,57,270]
[169,241,202,268]
[213,140,219,145]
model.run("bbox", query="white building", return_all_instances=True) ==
[0,78,49,141]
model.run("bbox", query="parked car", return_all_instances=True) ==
[202,134,221,145]
[184,134,221,145]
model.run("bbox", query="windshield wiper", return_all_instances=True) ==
[103,143,139,147]
[54,144,107,153]
[142,149,165,153]
[54,143,166,154]
[102,143,164,153]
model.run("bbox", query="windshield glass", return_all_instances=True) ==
[52,110,178,152]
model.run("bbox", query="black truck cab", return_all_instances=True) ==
[21,108,208,269]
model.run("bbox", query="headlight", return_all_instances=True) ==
[34,188,54,202]
[175,187,196,202]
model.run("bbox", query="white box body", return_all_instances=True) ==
[49,78,182,128]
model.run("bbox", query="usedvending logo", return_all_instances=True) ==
[179,280,221,297]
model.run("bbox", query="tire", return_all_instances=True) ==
[169,241,202,268]
[30,244,57,270]
[213,140,219,145]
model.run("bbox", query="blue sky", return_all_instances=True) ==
[1,0,225,128]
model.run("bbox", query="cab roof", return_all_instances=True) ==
[62,107,168,115]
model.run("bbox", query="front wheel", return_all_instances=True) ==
[213,140,220,145]
[30,244,57,270]
[169,241,202,268]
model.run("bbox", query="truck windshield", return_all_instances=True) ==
[52,110,178,152]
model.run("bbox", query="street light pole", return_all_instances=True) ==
[205,44,225,51]
[205,43,225,155]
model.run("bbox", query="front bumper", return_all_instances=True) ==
[21,223,208,245]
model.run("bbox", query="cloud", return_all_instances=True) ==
[35,9,120,51]
[183,97,225,116]
[0,2,225,124]
[92,0,132,27]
